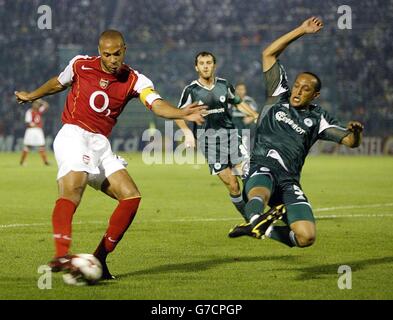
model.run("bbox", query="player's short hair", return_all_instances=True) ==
[99,29,125,45]
[300,72,322,92]
[195,51,216,65]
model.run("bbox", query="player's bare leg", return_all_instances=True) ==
[20,146,29,166]
[49,171,88,271]
[94,169,141,280]
[217,167,247,220]
[38,146,50,165]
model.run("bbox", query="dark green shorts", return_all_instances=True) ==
[242,162,315,224]
[197,130,249,175]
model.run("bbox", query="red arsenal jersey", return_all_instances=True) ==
[25,106,46,128]
[57,55,161,137]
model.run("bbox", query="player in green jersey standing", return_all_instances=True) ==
[176,52,259,221]
[231,83,259,148]
[231,83,259,132]
[229,17,364,248]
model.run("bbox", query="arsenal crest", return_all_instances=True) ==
[99,79,109,89]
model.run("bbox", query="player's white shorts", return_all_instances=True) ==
[23,127,45,147]
[53,124,127,190]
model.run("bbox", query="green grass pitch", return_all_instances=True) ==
[0,152,392,300]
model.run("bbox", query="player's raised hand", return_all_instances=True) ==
[347,121,364,133]
[14,91,33,104]
[300,17,324,34]
[182,101,207,125]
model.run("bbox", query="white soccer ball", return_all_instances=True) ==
[63,254,103,286]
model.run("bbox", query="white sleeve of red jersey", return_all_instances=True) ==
[25,109,32,124]
[57,55,89,86]
[133,71,162,107]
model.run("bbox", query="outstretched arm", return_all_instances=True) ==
[15,77,67,104]
[341,121,364,148]
[235,102,259,122]
[262,17,324,72]
[151,99,206,125]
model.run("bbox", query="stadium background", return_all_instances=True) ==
[0,0,392,154]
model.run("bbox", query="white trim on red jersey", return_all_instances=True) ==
[57,55,90,86]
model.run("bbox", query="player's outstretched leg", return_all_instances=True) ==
[94,197,141,279]
[93,169,141,280]
[228,182,277,238]
[228,204,285,238]
[251,204,286,238]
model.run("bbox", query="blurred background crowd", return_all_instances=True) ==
[1,0,392,143]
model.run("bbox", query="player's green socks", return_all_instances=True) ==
[230,194,248,222]
[265,225,298,247]
[245,196,264,224]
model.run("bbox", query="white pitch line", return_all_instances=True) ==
[316,213,393,219]
[0,221,103,229]
[165,212,393,223]
[1,203,393,229]
[314,203,393,212]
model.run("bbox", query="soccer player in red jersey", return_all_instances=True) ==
[20,99,50,166]
[15,30,206,280]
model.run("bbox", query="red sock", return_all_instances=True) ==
[94,197,141,260]
[52,198,77,258]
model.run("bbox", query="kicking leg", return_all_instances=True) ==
[93,169,141,279]
[228,170,284,238]
[228,174,273,238]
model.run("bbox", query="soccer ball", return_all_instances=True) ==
[62,254,103,286]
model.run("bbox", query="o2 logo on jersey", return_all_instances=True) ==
[219,96,226,103]
[89,91,111,116]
